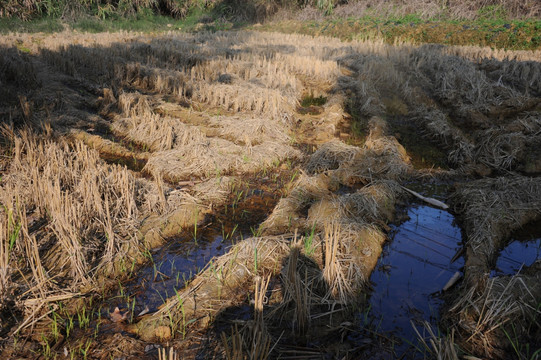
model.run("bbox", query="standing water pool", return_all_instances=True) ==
[362,204,464,357]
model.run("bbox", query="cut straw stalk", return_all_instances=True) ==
[158,347,178,360]
[323,222,355,304]
[283,243,310,335]
[222,324,244,360]
[0,221,10,295]
[251,275,272,359]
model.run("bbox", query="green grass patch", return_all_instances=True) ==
[301,95,327,107]
[0,16,65,34]
[256,15,541,50]
[2,6,540,51]
[0,6,232,34]
[71,11,186,33]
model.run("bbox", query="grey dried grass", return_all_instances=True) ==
[411,106,474,166]
[409,45,516,113]
[305,140,358,174]
[474,129,527,170]
[447,176,541,358]
[448,274,541,359]
[0,47,39,90]
[338,39,540,174]
[412,321,460,360]
[330,0,541,22]
[335,135,412,183]
[450,176,541,283]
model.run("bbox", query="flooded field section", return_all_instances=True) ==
[2,28,541,360]
[107,231,241,316]
[106,186,280,316]
[365,204,464,358]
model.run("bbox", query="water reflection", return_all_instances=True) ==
[365,205,464,355]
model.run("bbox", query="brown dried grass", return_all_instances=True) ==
[0,129,168,336]
[264,172,401,306]
[339,180,401,224]
[220,274,274,360]
[412,321,460,360]
[260,172,337,234]
[143,138,300,182]
[331,0,541,20]
[7,28,539,180]
[208,115,290,146]
[1,131,135,280]
[323,222,357,304]
[2,28,541,357]
[334,136,412,184]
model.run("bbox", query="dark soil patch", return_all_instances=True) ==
[297,104,323,115]
[388,117,449,170]
[101,153,148,172]
[301,94,327,107]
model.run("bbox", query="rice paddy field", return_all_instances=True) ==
[1,27,540,359]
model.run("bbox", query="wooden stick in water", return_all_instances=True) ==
[443,271,462,291]
[401,186,450,210]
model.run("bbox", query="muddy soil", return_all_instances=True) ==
[1,30,540,360]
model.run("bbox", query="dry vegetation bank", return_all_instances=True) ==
[2,0,540,21]
[1,29,540,358]
[326,0,541,20]
[0,0,212,20]
[255,1,541,51]
[447,176,541,358]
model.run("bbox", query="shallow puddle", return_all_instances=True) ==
[103,188,278,321]
[493,222,541,276]
[494,239,541,276]
[363,204,464,356]
[124,233,241,314]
